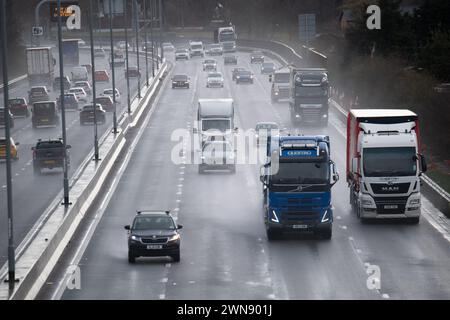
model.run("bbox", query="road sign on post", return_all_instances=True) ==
[32,26,44,36]
[298,13,316,44]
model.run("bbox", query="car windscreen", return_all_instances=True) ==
[96,97,112,104]
[33,103,55,115]
[263,63,274,68]
[363,147,417,177]
[202,142,232,152]
[274,73,290,83]
[36,141,63,149]
[173,75,187,81]
[205,60,215,63]
[238,71,251,76]
[208,73,222,78]
[191,44,202,50]
[9,99,25,105]
[31,88,46,94]
[133,216,175,230]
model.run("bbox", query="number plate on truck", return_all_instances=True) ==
[147,245,163,250]
[292,225,308,229]
[384,205,398,209]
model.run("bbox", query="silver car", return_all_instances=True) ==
[206,72,224,88]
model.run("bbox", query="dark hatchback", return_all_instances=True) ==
[79,104,106,125]
[8,98,29,117]
[32,101,58,128]
[56,93,79,111]
[235,70,254,84]
[224,55,237,65]
[125,211,182,263]
[171,74,190,89]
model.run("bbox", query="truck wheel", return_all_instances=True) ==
[266,227,281,241]
[128,252,136,264]
[316,226,332,240]
[230,165,236,174]
[198,166,204,174]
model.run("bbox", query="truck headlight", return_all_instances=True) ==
[321,210,330,223]
[322,114,328,118]
[236,76,240,79]
[130,235,140,241]
[361,197,375,207]
[295,114,300,118]
[271,210,280,223]
[274,91,279,95]
[409,198,420,205]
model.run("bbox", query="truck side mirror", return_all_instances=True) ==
[66,145,72,149]
[420,154,427,173]
[269,75,272,82]
[192,128,198,134]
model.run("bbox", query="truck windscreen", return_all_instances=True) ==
[219,32,235,42]
[295,86,327,97]
[34,104,55,115]
[274,73,290,83]
[363,147,417,177]
[202,119,231,132]
[271,162,329,184]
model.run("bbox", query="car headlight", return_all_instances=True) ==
[236,76,240,79]
[274,91,279,95]
[130,235,140,241]
[271,210,280,223]
[409,198,420,205]
[168,234,180,242]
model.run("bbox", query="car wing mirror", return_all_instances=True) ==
[66,145,72,149]
[124,225,130,230]
[15,142,20,146]
[177,224,183,229]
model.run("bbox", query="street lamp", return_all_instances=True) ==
[124,0,131,114]
[89,0,100,161]
[0,0,17,289]
[150,0,154,77]
[154,0,159,70]
[56,0,70,206]
[144,0,149,86]
[109,0,118,134]
[133,0,141,99]
[159,0,163,62]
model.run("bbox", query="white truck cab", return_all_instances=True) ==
[189,41,204,58]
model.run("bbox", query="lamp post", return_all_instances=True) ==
[150,0,154,77]
[57,0,70,206]
[154,0,159,69]
[109,0,118,134]
[133,0,141,99]
[1,0,17,289]
[124,0,131,114]
[144,0,149,86]
[89,0,100,161]
[159,0,163,61]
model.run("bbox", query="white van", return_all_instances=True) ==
[71,66,88,82]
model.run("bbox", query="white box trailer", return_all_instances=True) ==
[26,47,55,86]
[346,109,427,223]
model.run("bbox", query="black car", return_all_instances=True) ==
[32,139,70,175]
[250,51,264,63]
[235,70,254,84]
[125,211,182,263]
[53,76,71,91]
[125,66,141,78]
[261,62,276,74]
[231,67,246,81]
[79,104,106,125]
[224,55,237,65]
[171,74,190,89]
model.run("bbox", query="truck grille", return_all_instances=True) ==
[374,196,407,214]
[371,183,410,194]
[278,88,290,97]
[281,211,317,223]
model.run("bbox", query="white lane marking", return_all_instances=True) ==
[159,294,166,299]
[161,277,168,283]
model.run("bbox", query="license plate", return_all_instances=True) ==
[292,224,308,229]
[384,205,398,209]
[44,160,55,164]
[41,119,48,122]
[147,245,163,250]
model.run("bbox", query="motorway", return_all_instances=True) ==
[33,49,450,299]
[0,47,150,267]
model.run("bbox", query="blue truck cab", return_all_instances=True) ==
[260,135,339,240]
